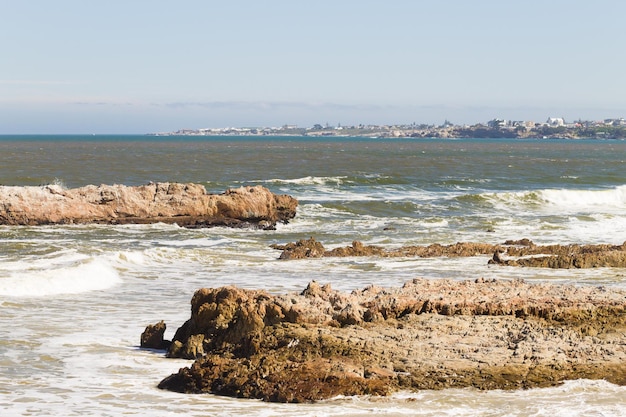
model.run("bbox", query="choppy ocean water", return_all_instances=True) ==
[0,135,625,416]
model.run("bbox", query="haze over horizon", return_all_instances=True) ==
[2,0,625,134]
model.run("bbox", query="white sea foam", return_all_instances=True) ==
[295,188,378,202]
[0,249,85,272]
[468,186,626,244]
[153,237,233,248]
[387,380,626,417]
[293,187,449,204]
[264,175,349,185]
[537,185,626,211]
[560,214,626,244]
[479,186,626,217]
[0,258,121,297]
[116,250,148,265]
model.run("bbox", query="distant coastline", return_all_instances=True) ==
[151,117,626,139]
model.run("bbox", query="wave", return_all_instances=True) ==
[263,176,349,186]
[438,177,493,190]
[472,185,626,213]
[261,174,406,187]
[537,185,626,209]
[0,258,121,297]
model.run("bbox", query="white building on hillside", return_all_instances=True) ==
[546,117,565,127]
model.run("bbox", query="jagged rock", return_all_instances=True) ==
[272,239,502,260]
[158,353,392,402]
[392,242,502,257]
[271,237,326,259]
[140,320,170,350]
[492,241,626,268]
[325,240,387,257]
[0,183,297,228]
[154,279,626,402]
[504,238,535,246]
[180,334,205,359]
[272,238,626,269]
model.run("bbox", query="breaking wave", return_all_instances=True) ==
[537,185,626,210]
[0,258,121,297]
[474,185,626,213]
[264,176,349,185]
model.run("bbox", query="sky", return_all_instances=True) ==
[1,0,626,134]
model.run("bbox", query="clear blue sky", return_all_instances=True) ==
[2,0,625,133]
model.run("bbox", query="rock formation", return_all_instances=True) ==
[271,237,500,260]
[488,240,626,268]
[0,183,297,228]
[140,320,170,350]
[150,279,626,402]
[272,238,626,268]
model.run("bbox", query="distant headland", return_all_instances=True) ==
[151,117,626,139]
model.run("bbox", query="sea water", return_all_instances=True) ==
[0,136,625,416]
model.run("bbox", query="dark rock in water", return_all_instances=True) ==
[504,238,535,246]
[497,241,626,268]
[0,183,297,228]
[273,238,502,259]
[324,240,387,257]
[158,353,392,402]
[271,237,326,259]
[272,238,626,269]
[141,321,170,350]
[488,249,505,264]
[152,279,626,402]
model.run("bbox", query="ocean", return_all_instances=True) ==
[0,135,625,416]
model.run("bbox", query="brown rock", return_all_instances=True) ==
[273,239,502,259]
[154,279,626,402]
[504,238,535,246]
[140,320,169,349]
[490,249,505,264]
[271,237,325,259]
[0,183,297,228]
[325,240,386,257]
[497,241,626,268]
[180,334,205,359]
[272,238,626,269]
[158,353,392,403]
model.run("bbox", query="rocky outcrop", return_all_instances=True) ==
[271,237,500,260]
[488,241,626,268]
[0,183,297,228]
[272,238,626,268]
[140,320,170,350]
[151,279,626,402]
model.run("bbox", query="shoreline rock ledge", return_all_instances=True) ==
[0,183,297,228]
[150,279,626,403]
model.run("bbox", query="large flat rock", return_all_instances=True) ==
[152,279,626,402]
[0,183,297,228]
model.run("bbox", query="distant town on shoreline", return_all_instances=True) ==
[152,117,626,139]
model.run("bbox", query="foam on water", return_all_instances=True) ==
[116,250,149,265]
[295,187,453,205]
[264,175,349,185]
[538,185,626,212]
[445,186,626,245]
[482,185,626,214]
[386,380,626,417]
[562,214,626,244]
[0,258,121,297]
